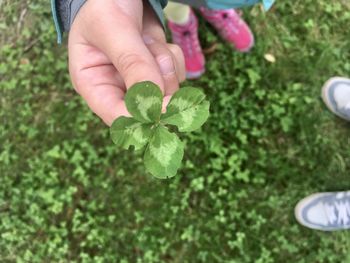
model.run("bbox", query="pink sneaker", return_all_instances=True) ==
[168,10,205,79]
[200,7,254,52]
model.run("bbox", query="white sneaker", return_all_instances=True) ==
[295,191,350,231]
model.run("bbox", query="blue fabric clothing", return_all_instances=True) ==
[171,0,274,10]
[51,0,168,44]
[51,0,274,44]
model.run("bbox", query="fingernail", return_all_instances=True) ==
[157,56,175,76]
[143,35,154,45]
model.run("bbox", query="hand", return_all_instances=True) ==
[68,0,186,125]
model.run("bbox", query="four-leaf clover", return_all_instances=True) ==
[110,81,210,179]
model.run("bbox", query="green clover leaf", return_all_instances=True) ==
[144,126,184,179]
[161,87,210,132]
[110,117,154,150]
[110,82,210,179]
[124,81,163,123]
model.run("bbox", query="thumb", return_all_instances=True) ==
[86,1,165,92]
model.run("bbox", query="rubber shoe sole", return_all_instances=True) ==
[186,68,205,80]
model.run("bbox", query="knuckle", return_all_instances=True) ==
[156,53,173,64]
[167,44,186,82]
[117,53,148,74]
[157,53,176,76]
[70,70,90,95]
[168,44,184,58]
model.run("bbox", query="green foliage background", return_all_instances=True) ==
[1,0,350,262]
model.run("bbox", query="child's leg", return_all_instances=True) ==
[164,2,205,79]
[164,2,191,25]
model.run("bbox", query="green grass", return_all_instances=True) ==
[1,0,350,262]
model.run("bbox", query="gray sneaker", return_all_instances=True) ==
[322,77,350,121]
[295,191,350,231]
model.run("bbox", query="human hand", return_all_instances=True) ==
[68,0,186,125]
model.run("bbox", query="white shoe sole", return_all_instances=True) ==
[186,69,205,80]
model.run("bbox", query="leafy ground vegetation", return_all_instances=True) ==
[1,0,350,262]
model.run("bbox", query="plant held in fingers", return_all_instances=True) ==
[110,81,210,179]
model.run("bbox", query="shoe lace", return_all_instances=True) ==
[173,28,201,58]
[224,12,241,36]
[324,200,350,226]
[205,10,242,37]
